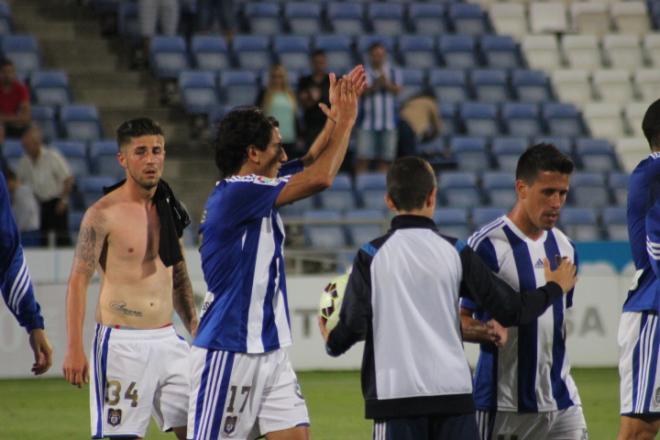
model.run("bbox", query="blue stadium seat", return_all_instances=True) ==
[118,1,140,40]
[448,3,488,36]
[356,172,387,209]
[575,138,617,172]
[450,136,491,171]
[459,103,500,137]
[0,0,13,35]
[560,207,601,241]
[398,35,437,69]
[570,172,610,208]
[219,70,259,107]
[232,35,272,71]
[357,35,395,54]
[608,172,628,206]
[273,35,311,71]
[470,69,509,103]
[60,105,102,142]
[439,171,482,208]
[399,68,426,102]
[543,103,585,137]
[304,210,347,249]
[472,206,507,229]
[78,176,116,207]
[480,35,521,69]
[483,172,516,208]
[278,194,316,217]
[284,3,321,35]
[68,210,84,238]
[30,70,71,107]
[368,3,405,36]
[53,140,89,177]
[439,35,478,69]
[512,69,552,103]
[2,35,40,72]
[179,70,218,115]
[191,36,230,71]
[417,137,445,156]
[434,207,470,239]
[440,102,457,135]
[502,103,542,138]
[314,35,353,73]
[243,2,281,35]
[602,207,628,241]
[429,69,468,105]
[327,3,366,36]
[492,137,527,172]
[345,209,384,246]
[317,174,356,211]
[408,3,447,36]
[89,139,122,177]
[149,36,190,80]
[31,105,58,142]
[4,139,23,171]
[533,136,573,157]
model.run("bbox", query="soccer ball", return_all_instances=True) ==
[318,271,350,331]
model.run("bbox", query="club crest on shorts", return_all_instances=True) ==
[224,415,238,435]
[107,408,122,427]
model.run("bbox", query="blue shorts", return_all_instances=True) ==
[373,413,479,440]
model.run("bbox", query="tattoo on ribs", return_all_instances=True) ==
[110,301,143,317]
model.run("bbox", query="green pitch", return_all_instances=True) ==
[0,369,618,439]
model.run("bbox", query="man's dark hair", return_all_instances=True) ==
[515,143,574,184]
[386,157,436,211]
[642,98,660,150]
[368,42,385,53]
[311,49,326,58]
[0,57,13,68]
[116,117,164,150]
[214,107,277,178]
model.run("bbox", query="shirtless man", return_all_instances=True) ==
[62,117,198,440]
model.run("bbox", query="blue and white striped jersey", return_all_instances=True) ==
[461,216,581,412]
[646,198,660,304]
[0,174,43,332]
[624,152,660,313]
[193,160,303,353]
[359,64,402,131]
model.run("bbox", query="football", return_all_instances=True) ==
[319,271,350,331]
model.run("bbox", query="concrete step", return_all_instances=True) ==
[40,40,118,70]
[68,71,146,91]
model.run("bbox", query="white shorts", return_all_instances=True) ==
[187,347,309,440]
[476,406,588,440]
[90,324,190,439]
[618,311,660,415]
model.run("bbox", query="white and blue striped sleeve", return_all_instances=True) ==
[0,175,44,332]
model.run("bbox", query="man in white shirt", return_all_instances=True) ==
[4,168,39,235]
[16,125,73,246]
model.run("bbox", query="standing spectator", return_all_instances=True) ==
[0,57,31,138]
[138,0,180,63]
[298,49,331,148]
[4,168,40,236]
[16,125,73,247]
[196,0,235,39]
[356,42,402,174]
[257,64,301,158]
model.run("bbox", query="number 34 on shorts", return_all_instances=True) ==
[106,380,139,408]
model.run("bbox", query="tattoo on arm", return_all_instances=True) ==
[172,260,198,333]
[73,209,106,277]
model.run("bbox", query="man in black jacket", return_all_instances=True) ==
[318,156,577,440]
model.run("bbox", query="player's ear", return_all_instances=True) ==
[384,193,398,213]
[246,145,260,164]
[116,149,126,169]
[426,187,437,208]
[515,179,527,199]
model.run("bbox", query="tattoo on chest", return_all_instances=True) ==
[110,301,143,317]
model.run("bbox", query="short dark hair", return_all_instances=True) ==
[213,107,276,178]
[311,49,326,58]
[368,42,385,53]
[116,117,164,150]
[387,157,436,211]
[0,57,12,68]
[642,98,660,149]
[515,143,574,184]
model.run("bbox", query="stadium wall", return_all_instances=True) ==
[0,245,635,378]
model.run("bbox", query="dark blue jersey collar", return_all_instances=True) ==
[390,214,437,231]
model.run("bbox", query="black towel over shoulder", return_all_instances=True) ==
[103,179,191,267]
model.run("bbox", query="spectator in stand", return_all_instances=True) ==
[356,42,402,174]
[138,0,180,63]
[400,89,443,143]
[4,168,40,238]
[0,57,31,138]
[257,64,301,158]
[196,0,235,39]
[298,49,331,149]
[16,125,73,247]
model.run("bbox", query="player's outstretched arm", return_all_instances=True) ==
[459,244,576,327]
[63,206,107,388]
[172,242,198,337]
[276,69,366,207]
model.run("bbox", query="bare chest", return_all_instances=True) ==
[107,205,161,263]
